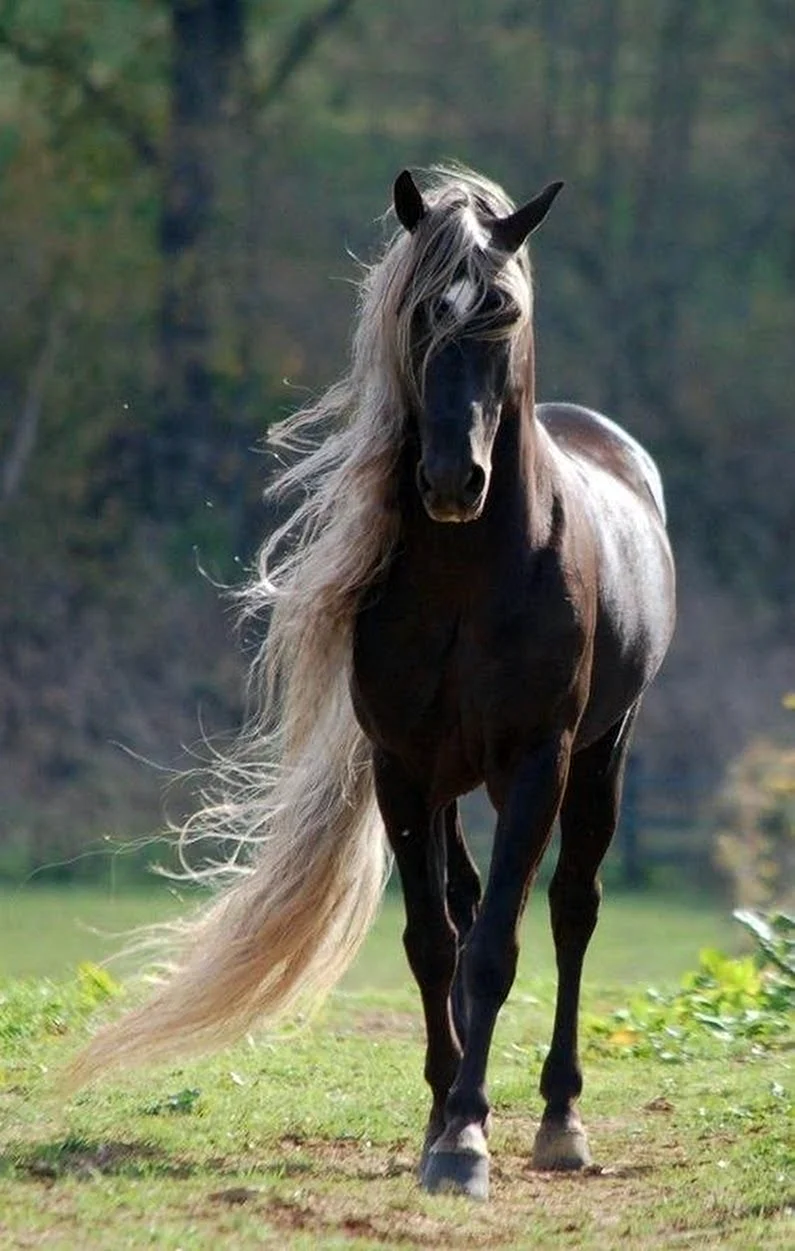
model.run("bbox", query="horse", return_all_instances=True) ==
[71,165,676,1201]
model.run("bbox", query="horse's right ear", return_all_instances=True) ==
[394,170,427,233]
[490,181,564,253]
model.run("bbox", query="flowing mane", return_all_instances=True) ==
[69,165,536,1078]
[257,164,533,758]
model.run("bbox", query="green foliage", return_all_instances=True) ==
[75,960,122,1007]
[586,910,795,1062]
[145,1086,203,1116]
[734,908,795,999]
[0,962,120,1063]
[714,734,795,910]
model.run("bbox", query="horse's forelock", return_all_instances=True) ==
[220,169,536,869]
[369,169,534,399]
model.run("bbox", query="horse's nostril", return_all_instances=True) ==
[463,464,486,503]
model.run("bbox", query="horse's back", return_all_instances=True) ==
[537,401,667,524]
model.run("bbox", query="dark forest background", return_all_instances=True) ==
[0,0,792,882]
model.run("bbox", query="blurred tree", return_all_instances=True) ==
[153,0,362,519]
[0,0,359,528]
[0,0,792,871]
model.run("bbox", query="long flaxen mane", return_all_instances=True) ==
[258,165,533,742]
[69,167,535,1083]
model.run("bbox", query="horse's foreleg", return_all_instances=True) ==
[422,736,571,1199]
[373,753,461,1174]
[533,711,638,1171]
[444,802,482,1047]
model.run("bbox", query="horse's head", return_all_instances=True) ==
[393,170,562,523]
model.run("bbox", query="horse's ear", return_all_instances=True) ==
[394,169,427,233]
[491,181,564,253]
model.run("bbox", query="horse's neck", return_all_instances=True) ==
[486,393,556,544]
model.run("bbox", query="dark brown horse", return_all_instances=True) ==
[72,166,675,1202]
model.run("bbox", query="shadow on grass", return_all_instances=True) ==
[1,1132,418,1188]
[734,1197,795,1220]
[2,1136,197,1183]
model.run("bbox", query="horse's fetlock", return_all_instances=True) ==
[540,1054,583,1105]
[445,1086,490,1128]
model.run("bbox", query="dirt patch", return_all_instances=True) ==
[187,1129,676,1249]
[205,1189,480,1248]
[208,1186,261,1205]
[274,1133,416,1181]
[339,1009,423,1040]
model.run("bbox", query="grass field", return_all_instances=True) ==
[0,885,792,1248]
[0,881,742,986]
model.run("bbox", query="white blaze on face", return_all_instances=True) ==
[441,206,491,321]
[443,275,478,321]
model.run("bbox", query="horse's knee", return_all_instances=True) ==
[548,873,601,945]
[403,922,457,987]
[462,926,518,1006]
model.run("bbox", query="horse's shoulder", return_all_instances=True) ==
[537,402,667,523]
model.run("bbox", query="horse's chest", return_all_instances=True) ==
[350,579,482,780]
[353,587,461,724]
[350,565,578,796]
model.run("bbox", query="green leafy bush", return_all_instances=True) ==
[713,735,795,910]
[734,908,795,1005]
[0,962,120,1084]
[586,910,794,1061]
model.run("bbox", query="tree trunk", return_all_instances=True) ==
[154,0,246,518]
[624,0,720,421]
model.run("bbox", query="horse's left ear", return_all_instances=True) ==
[491,181,564,253]
[394,170,427,233]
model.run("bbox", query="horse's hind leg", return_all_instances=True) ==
[372,752,462,1173]
[444,803,482,1046]
[533,709,639,1171]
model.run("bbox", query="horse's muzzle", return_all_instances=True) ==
[416,460,487,523]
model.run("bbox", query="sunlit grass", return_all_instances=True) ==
[0,880,790,1249]
[0,882,742,988]
[0,945,791,1250]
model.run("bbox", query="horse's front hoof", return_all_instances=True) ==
[532,1109,591,1171]
[421,1122,489,1200]
[417,1119,444,1180]
[422,1149,490,1200]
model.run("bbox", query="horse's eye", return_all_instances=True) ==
[480,289,521,329]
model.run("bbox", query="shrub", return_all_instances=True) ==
[713,733,794,910]
[585,910,795,1061]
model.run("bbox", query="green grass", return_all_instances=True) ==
[0,882,743,989]
[1,886,791,1248]
[0,886,185,982]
